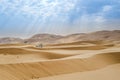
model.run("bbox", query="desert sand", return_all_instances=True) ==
[0,40,120,80]
[33,64,120,80]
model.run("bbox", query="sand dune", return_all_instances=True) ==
[0,52,119,80]
[0,40,119,80]
[0,40,118,64]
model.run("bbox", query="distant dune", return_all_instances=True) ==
[0,37,23,44]
[24,34,63,44]
[0,30,120,44]
[56,30,120,44]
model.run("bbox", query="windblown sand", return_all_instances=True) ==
[0,41,120,80]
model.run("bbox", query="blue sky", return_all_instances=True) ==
[0,0,120,38]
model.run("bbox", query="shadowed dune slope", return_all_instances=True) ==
[26,42,114,50]
[0,44,26,47]
[28,40,115,50]
[0,48,73,60]
[49,41,103,46]
[0,52,119,80]
[26,46,108,50]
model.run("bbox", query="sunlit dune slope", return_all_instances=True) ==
[36,64,120,80]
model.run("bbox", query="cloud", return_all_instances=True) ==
[0,0,116,25]
[71,2,120,32]
[0,0,78,23]
[102,5,112,12]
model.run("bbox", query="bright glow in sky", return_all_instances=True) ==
[0,0,120,38]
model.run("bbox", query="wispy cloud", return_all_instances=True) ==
[102,5,112,12]
[0,0,78,23]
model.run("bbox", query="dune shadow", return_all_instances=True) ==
[0,48,74,60]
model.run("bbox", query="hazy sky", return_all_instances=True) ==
[0,0,120,38]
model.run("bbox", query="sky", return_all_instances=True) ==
[0,0,120,38]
